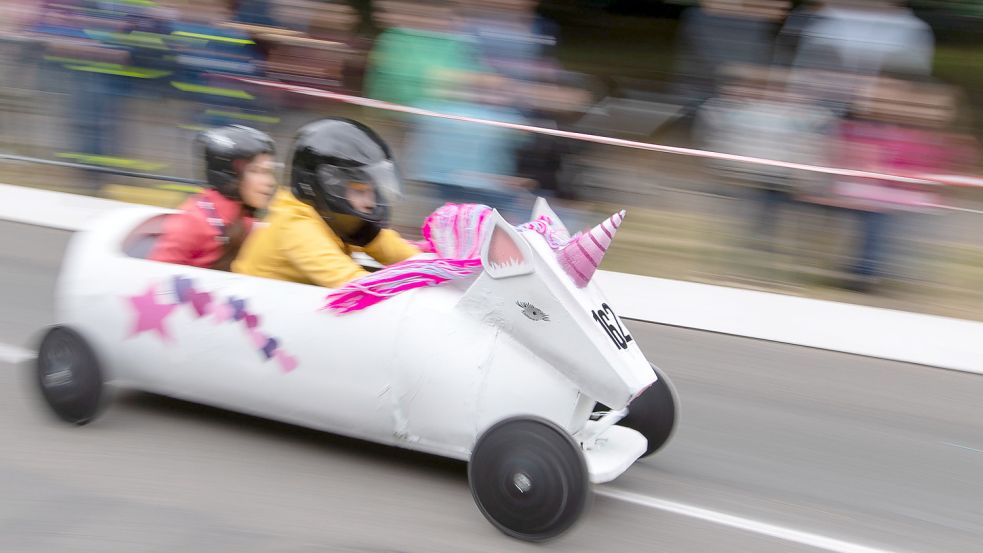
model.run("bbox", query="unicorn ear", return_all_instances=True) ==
[481,209,535,279]
[531,197,570,240]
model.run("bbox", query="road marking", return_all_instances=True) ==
[597,487,901,553]
[943,442,983,455]
[0,343,34,364]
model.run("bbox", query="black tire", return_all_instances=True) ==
[594,362,679,458]
[35,326,105,425]
[621,363,679,458]
[468,417,590,542]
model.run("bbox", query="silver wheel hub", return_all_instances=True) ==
[512,472,533,494]
[43,343,74,387]
[44,368,73,387]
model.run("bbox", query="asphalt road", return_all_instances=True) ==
[1,220,982,553]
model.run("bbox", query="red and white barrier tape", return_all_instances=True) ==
[237,77,983,189]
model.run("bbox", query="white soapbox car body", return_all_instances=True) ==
[33,198,678,541]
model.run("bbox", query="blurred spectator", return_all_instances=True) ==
[403,70,534,222]
[266,0,360,93]
[786,0,936,117]
[513,79,592,203]
[774,0,824,67]
[29,0,154,190]
[0,0,43,94]
[272,0,355,36]
[364,0,480,109]
[233,0,278,27]
[829,75,976,290]
[673,0,790,106]
[791,0,935,77]
[0,0,42,37]
[165,0,269,130]
[455,0,560,84]
[695,64,834,260]
[455,0,592,203]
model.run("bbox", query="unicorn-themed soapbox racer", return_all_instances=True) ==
[33,197,678,542]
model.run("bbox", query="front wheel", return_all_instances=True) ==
[621,363,678,457]
[35,326,106,425]
[595,362,679,458]
[468,417,590,542]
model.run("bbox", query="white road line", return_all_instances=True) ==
[943,442,983,455]
[597,488,902,553]
[0,343,34,364]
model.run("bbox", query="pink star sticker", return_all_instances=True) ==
[127,286,177,341]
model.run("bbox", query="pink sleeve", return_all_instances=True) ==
[149,212,207,266]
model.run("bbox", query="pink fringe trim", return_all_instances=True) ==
[324,203,574,314]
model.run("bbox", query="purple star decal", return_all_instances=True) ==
[173,276,193,303]
[229,297,246,321]
[261,337,278,359]
[127,286,177,341]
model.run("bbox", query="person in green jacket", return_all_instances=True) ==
[364,0,480,108]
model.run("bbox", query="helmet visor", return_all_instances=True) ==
[317,160,403,206]
[359,160,403,201]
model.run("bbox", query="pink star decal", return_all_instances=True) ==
[127,286,177,341]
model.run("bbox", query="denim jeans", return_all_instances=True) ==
[853,210,892,278]
[70,70,131,158]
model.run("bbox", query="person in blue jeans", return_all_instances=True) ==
[31,0,163,191]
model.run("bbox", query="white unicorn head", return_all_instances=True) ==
[458,198,653,409]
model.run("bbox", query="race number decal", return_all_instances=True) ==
[592,303,633,350]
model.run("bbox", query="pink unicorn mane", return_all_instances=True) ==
[323,203,584,314]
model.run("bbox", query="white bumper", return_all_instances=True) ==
[582,423,647,484]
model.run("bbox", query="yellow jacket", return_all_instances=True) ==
[233,189,421,288]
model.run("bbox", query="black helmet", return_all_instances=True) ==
[289,118,403,244]
[197,125,276,201]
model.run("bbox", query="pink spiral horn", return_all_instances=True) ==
[556,210,625,288]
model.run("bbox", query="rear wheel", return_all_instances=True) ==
[35,327,106,425]
[468,417,590,542]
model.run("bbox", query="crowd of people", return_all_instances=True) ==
[0,0,584,203]
[0,0,980,298]
[679,0,978,290]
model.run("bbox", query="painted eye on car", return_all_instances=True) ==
[517,301,550,322]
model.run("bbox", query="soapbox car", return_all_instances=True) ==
[33,198,678,542]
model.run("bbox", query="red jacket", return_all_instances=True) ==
[150,189,254,268]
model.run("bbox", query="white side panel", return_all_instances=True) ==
[389,282,491,456]
[474,334,583,441]
[56,208,412,443]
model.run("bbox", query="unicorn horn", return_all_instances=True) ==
[556,210,625,288]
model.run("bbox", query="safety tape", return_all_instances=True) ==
[235,77,983,189]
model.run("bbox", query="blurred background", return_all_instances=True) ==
[2,0,982,320]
